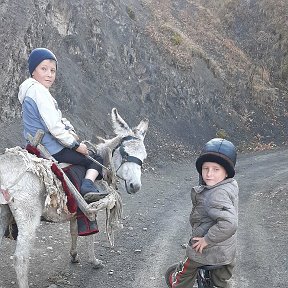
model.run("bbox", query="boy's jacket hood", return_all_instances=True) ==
[18,78,42,104]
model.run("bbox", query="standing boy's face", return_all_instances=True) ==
[32,59,56,89]
[201,162,227,186]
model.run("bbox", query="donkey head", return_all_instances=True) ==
[110,108,148,194]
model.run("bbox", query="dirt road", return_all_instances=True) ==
[1,148,288,288]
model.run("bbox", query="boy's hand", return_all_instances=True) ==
[75,143,89,155]
[192,237,208,253]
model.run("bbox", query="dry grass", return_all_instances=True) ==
[143,0,254,81]
[142,0,288,142]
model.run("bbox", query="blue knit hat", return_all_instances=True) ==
[28,48,57,75]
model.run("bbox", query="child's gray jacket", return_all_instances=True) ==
[186,178,238,265]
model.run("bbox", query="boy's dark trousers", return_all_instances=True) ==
[172,257,235,288]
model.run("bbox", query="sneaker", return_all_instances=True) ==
[81,179,108,202]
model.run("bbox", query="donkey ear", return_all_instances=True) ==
[111,108,132,135]
[134,118,149,139]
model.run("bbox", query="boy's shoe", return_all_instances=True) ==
[80,179,108,202]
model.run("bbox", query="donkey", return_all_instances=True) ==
[0,108,148,288]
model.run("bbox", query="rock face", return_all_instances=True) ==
[0,0,287,158]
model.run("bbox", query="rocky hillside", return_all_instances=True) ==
[0,0,287,161]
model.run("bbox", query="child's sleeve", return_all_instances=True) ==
[34,86,78,148]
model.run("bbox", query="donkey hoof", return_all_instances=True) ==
[93,259,104,269]
[71,255,80,263]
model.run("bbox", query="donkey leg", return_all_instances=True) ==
[70,216,103,267]
[0,204,12,245]
[12,204,41,288]
[86,234,104,269]
[70,216,79,263]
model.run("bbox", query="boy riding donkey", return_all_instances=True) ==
[17,47,110,236]
[18,48,108,203]
[166,138,239,288]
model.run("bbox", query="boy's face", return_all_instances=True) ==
[32,59,56,89]
[201,162,227,186]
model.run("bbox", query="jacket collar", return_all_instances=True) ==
[194,178,235,193]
